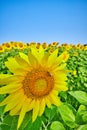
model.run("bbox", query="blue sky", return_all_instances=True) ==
[0,0,87,44]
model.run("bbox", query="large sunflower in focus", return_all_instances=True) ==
[0,46,69,129]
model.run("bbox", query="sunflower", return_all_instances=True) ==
[2,42,13,50]
[0,46,69,129]
[0,45,5,53]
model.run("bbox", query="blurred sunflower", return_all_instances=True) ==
[0,46,69,129]
[0,45,5,53]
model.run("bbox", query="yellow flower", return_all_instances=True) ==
[42,42,47,49]
[17,42,24,49]
[52,42,59,46]
[0,45,5,53]
[11,42,18,49]
[0,46,69,129]
[17,42,27,49]
[2,42,13,50]
[73,52,78,56]
[84,46,87,50]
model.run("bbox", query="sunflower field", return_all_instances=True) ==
[0,42,87,130]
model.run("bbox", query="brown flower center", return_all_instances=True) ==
[23,69,54,98]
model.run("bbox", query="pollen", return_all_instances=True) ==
[23,68,54,98]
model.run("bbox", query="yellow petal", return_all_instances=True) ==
[54,84,68,91]
[62,51,69,62]
[51,89,58,95]
[15,56,29,69]
[46,49,58,67]
[0,83,22,94]
[38,46,44,62]
[55,51,69,65]
[30,47,39,60]
[0,74,12,79]
[28,52,38,67]
[49,93,61,106]
[45,96,51,108]
[4,91,23,112]
[32,99,40,122]
[30,46,44,63]
[5,57,21,72]
[27,99,35,111]
[4,97,20,113]
[42,53,49,66]
[54,72,68,81]
[5,58,27,75]
[39,98,45,116]
[13,68,27,76]
[0,75,23,85]
[17,98,29,129]
[0,90,22,106]
[53,63,67,72]
[19,52,29,63]
[10,95,26,116]
[50,52,69,72]
[54,79,67,85]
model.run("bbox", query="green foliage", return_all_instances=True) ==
[77,124,87,130]
[24,117,42,130]
[75,105,87,125]
[0,114,18,130]
[58,103,76,128]
[45,105,57,121]
[50,121,65,130]
[69,91,87,106]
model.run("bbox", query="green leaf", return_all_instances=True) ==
[0,95,5,102]
[50,121,65,130]
[78,105,87,112]
[0,106,5,116]
[75,105,87,125]
[82,113,87,122]
[76,110,87,125]
[59,92,67,101]
[19,112,32,130]
[77,125,87,130]
[69,91,87,106]
[3,114,13,126]
[58,103,76,128]
[2,114,18,130]
[45,105,57,121]
[0,124,10,130]
[24,116,42,130]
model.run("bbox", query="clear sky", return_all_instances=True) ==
[0,0,87,44]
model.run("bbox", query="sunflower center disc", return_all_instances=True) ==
[23,69,54,98]
[35,79,47,90]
